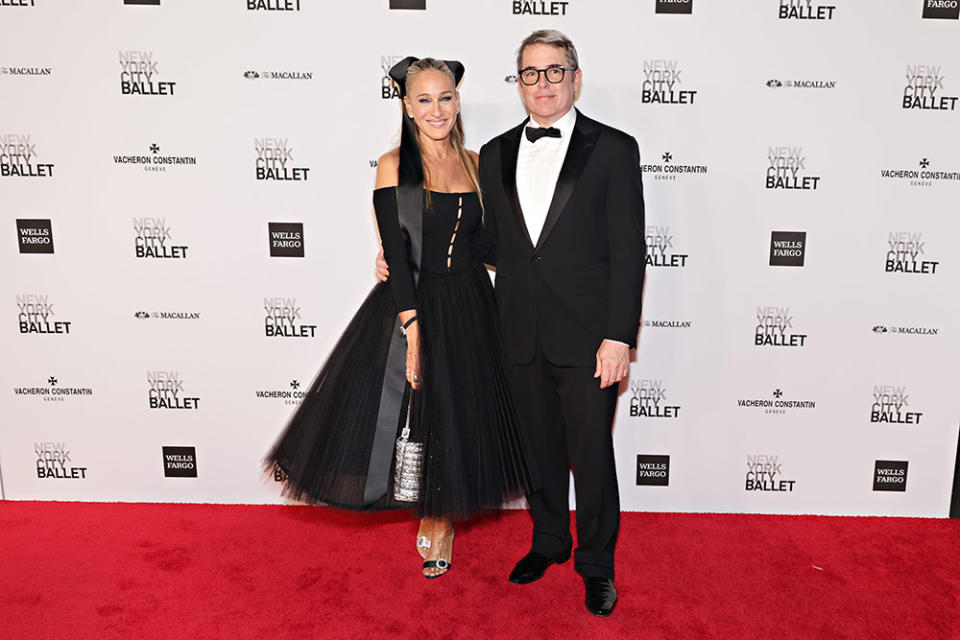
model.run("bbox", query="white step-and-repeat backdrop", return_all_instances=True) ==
[3,0,959,516]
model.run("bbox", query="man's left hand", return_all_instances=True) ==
[594,340,629,389]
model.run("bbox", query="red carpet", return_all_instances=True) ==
[1,502,958,639]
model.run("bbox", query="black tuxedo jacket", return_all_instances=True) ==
[478,109,646,366]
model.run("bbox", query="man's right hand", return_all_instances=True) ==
[376,249,390,282]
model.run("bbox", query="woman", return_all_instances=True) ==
[265,57,536,578]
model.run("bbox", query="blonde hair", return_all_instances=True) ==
[404,58,482,211]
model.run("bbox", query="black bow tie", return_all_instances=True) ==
[525,126,561,143]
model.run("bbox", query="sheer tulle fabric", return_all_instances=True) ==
[266,259,537,521]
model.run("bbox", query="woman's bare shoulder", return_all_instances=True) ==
[375,148,400,188]
[467,149,479,168]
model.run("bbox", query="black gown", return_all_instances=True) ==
[266,188,537,521]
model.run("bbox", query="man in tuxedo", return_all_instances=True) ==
[378,30,645,616]
[479,30,646,617]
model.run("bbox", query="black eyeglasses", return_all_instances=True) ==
[518,65,577,86]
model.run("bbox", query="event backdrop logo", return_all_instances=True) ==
[0,66,52,77]
[902,65,957,111]
[380,56,403,99]
[256,379,306,406]
[268,223,304,257]
[147,371,200,410]
[769,231,806,267]
[247,0,300,10]
[873,460,908,491]
[243,69,312,80]
[264,297,317,337]
[629,379,681,418]
[636,455,670,486]
[512,1,568,15]
[17,219,54,254]
[640,151,708,182]
[0,134,54,177]
[124,0,160,5]
[871,385,923,424]
[162,446,198,478]
[390,0,426,9]
[641,319,692,329]
[14,375,93,402]
[134,217,188,259]
[880,157,960,188]
[872,323,939,337]
[745,455,796,492]
[119,51,176,95]
[656,0,692,14]
[778,0,835,20]
[114,143,197,173]
[922,0,960,19]
[755,306,806,347]
[255,138,310,181]
[885,232,938,274]
[135,309,200,320]
[737,388,816,415]
[36,442,87,479]
[17,294,70,334]
[766,147,820,190]
[766,77,836,89]
[642,60,697,104]
[645,226,688,268]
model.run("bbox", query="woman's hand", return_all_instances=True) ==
[376,249,390,282]
[405,324,422,390]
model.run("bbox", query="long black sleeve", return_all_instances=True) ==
[373,187,417,313]
[471,212,498,266]
[474,148,499,267]
[604,136,646,347]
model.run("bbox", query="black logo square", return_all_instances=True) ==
[163,446,197,478]
[873,460,908,492]
[16,219,54,254]
[124,0,161,4]
[923,0,960,19]
[268,222,304,257]
[636,454,670,486]
[656,0,693,14]
[769,231,806,267]
[390,0,425,9]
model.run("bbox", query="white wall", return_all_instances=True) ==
[2,0,958,515]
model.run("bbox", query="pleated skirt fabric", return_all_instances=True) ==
[266,259,538,521]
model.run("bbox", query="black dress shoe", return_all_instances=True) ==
[583,577,617,617]
[508,549,571,584]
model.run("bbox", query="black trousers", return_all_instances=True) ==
[507,346,620,580]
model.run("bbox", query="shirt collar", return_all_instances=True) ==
[528,107,577,137]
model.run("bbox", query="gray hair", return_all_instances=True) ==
[516,29,579,71]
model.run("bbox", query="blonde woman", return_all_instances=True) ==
[266,58,537,579]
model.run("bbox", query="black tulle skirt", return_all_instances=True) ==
[265,259,538,521]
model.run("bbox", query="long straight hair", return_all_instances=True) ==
[400,58,482,214]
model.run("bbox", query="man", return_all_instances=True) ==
[484,29,645,617]
[380,30,645,616]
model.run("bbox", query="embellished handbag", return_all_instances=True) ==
[393,390,423,503]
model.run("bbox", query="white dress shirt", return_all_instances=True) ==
[516,108,577,245]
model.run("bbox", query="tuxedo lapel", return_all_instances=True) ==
[499,119,534,248]
[534,110,600,253]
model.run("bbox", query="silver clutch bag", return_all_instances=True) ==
[393,391,423,503]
